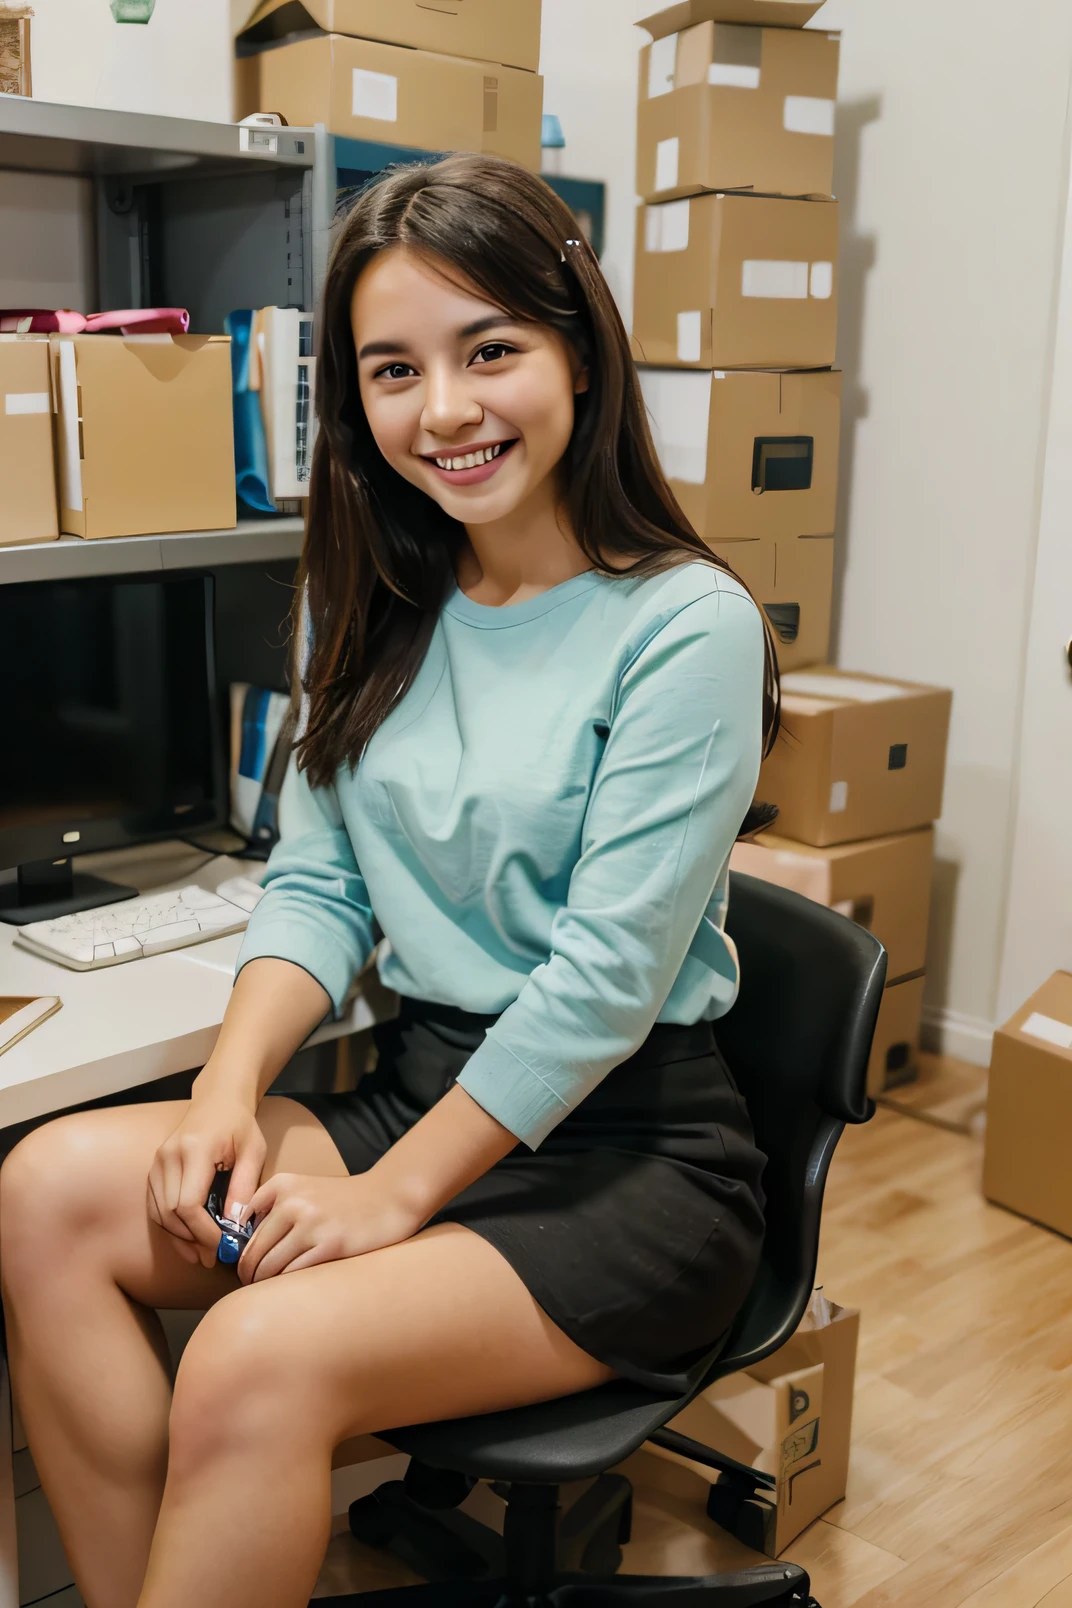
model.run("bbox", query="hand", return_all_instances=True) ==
[148,1095,267,1269]
[237,1170,422,1284]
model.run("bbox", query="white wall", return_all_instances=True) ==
[819,0,1072,1060]
[539,1,647,322]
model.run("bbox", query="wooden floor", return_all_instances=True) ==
[317,1069,1072,1607]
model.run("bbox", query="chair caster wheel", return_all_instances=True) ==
[348,1490,394,1549]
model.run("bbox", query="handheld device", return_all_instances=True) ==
[206,1169,255,1266]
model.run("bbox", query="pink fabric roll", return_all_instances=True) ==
[0,309,87,333]
[83,308,190,335]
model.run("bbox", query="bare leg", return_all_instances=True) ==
[140,1221,615,1608]
[0,1097,347,1608]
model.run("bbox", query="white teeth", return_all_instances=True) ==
[433,443,506,471]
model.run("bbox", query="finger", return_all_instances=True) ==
[237,1199,293,1286]
[226,1135,267,1223]
[246,1174,282,1224]
[147,1181,200,1264]
[276,1243,337,1276]
[247,1226,313,1283]
[175,1146,228,1252]
[145,1174,163,1228]
[153,1151,196,1242]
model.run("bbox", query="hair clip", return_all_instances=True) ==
[560,239,581,263]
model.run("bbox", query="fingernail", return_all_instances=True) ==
[228,1201,248,1224]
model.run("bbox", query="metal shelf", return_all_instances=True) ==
[0,517,305,585]
[0,95,315,181]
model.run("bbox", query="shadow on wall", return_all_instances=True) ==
[830,95,880,657]
[923,854,960,1046]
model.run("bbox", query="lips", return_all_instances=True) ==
[423,438,518,487]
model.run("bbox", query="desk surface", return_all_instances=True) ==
[0,843,380,1130]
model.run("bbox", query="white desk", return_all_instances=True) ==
[0,841,383,1130]
[0,840,393,1608]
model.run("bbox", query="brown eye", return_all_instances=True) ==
[472,343,513,365]
[378,362,415,380]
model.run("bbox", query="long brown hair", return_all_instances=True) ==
[296,151,780,789]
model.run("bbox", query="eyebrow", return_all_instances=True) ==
[357,312,521,362]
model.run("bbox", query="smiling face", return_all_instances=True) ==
[352,248,587,530]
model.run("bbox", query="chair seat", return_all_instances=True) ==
[381,1379,684,1484]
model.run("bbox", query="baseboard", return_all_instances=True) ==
[920,1004,994,1068]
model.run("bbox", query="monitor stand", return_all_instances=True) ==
[0,858,138,926]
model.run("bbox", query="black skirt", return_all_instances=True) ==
[291,997,767,1395]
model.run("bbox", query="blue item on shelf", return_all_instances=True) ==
[224,309,274,515]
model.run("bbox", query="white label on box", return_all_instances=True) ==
[829,780,848,813]
[638,367,711,483]
[648,33,677,98]
[645,198,690,253]
[1021,1011,1072,1050]
[742,259,810,299]
[4,391,48,415]
[352,67,398,122]
[810,261,834,299]
[56,340,83,513]
[708,62,761,90]
[677,310,702,363]
[783,671,915,702]
[784,95,836,136]
[655,136,679,193]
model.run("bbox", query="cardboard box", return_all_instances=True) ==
[236,33,542,170]
[716,536,831,672]
[758,667,952,846]
[654,1294,859,1557]
[0,337,57,547]
[983,972,1072,1239]
[868,974,925,1098]
[632,193,838,369]
[50,334,236,540]
[637,21,839,202]
[236,0,541,74]
[640,366,840,543]
[732,827,933,981]
[640,1,827,36]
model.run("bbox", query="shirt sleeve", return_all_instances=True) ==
[456,585,764,1149]
[235,759,376,1015]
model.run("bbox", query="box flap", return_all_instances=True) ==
[638,0,827,42]
[238,0,325,48]
[781,668,931,707]
[1001,971,1072,1057]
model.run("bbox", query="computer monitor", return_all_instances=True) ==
[0,572,224,925]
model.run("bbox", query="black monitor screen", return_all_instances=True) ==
[0,573,220,866]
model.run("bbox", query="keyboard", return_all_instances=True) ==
[13,882,262,972]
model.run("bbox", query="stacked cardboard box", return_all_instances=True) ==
[235,0,544,171]
[628,6,952,1091]
[632,0,840,674]
[731,668,952,1096]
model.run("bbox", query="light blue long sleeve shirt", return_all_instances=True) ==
[236,560,764,1149]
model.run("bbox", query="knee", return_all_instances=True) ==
[168,1286,333,1475]
[1,1116,117,1283]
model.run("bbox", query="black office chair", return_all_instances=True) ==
[335,873,885,1607]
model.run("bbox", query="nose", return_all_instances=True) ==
[420,360,483,441]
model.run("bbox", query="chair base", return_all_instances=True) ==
[340,1466,817,1607]
[321,1565,817,1605]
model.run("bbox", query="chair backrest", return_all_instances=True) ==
[711,871,886,1376]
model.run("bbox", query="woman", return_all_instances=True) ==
[0,153,777,1608]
